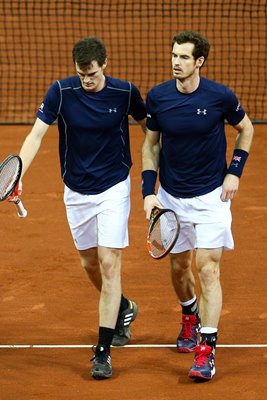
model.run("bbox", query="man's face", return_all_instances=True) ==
[75,60,107,92]
[171,42,203,80]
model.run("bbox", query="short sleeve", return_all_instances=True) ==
[146,89,160,131]
[36,81,61,125]
[223,87,245,126]
[128,83,146,121]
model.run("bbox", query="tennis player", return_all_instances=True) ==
[142,31,254,380]
[16,36,146,379]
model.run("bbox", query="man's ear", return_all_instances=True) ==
[102,58,108,70]
[197,56,205,68]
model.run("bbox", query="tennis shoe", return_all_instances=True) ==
[90,345,112,380]
[177,314,201,353]
[188,342,216,381]
[112,300,138,346]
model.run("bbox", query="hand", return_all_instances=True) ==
[8,180,22,202]
[220,174,239,202]
[144,194,163,219]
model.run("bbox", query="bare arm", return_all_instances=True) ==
[19,118,50,179]
[142,128,162,218]
[142,128,161,170]
[136,118,147,134]
[233,113,254,151]
[221,114,254,201]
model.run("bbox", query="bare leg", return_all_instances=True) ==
[170,250,196,302]
[78,247,102,291]
[195,248,223,328]
[97,246,122,329]
[79,247,124,329]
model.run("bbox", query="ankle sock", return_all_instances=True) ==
[98,326,115,351]
[180,296,199,316]
[200,329,218,349]
[119,294,129,314]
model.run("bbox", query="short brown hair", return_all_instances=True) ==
[72,36,107,69]
[172,31,210,63]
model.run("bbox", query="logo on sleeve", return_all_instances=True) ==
[233,155,241,162]
[39,103,44,113]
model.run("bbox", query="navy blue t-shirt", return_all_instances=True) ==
[37,75,146,194]
[146,77,245,198]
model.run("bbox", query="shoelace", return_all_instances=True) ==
[180,320,193,339]
[180,316,198,339]
[194,344,213,366]
[90,346,110,363]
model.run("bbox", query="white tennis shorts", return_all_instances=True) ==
[157,185,234,253]
[64,176,131,250]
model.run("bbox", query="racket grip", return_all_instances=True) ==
[14,198,28,218]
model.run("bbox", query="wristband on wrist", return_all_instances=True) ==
[227,149,249,178]
[141,170,157,198]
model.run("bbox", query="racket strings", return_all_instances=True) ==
[0,158,20,198]
[149,212,178,257]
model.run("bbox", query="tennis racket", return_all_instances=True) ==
[147,207,180,259]
[0,154,27,218]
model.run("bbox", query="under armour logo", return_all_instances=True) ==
[231,162,239,168]
[197,109,207,115]
[236,102,241,112]
[209,360,215,367]
[109,108,117,113]
[39,103,44,112]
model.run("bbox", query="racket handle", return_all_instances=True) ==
[14,198,27,218]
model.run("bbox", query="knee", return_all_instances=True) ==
[198,263,220,287]
[196,249,222,287]
[83,260,99,275]
[79,249,99,272]
[99,250,121,280]
[170,253,192,276]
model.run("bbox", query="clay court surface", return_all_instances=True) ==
[0,124,266,399]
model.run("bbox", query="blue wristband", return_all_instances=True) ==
[228,149,249,178]
[142,170,157,198]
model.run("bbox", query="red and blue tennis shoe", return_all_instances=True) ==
[188,342,216,380]
[177,314,201,353]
